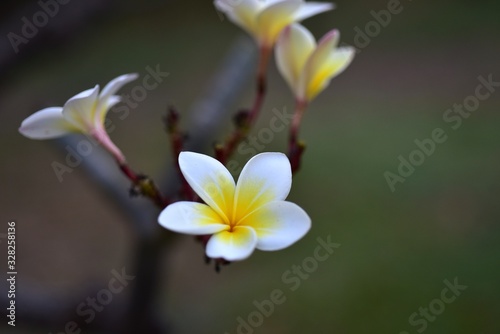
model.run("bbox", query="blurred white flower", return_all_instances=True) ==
[19,73,138,163]
[158,151,311,261]
[214,0,334,48]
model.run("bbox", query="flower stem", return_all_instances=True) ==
[118,163,171,208]
[288,99,308,174]
[218,45,271,164]
[165,106,196,201]
[91,127,127,165]
[90,128,171,208]
[250,45,271,124]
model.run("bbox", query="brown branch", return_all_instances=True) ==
[288,99,308,174]
[217,46,271,164]
[118,162,171,208]
[164,106,195,201]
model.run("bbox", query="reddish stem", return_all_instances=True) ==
[166,107,195,201]
[288,99,308,174]
[119,163,139,183]
[91,128,126,165]
[249,45,271,124]
[90,127,170,208]
[219,46,271,164]
[118,162,171,208]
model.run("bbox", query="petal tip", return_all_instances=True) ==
[18,126,28,138]
[317,2,336,12]
[319,28,339,46]
[178,151,196,164]
[122,73,140,82]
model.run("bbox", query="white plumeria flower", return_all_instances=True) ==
[19,73,138,163]
[276,23,355,102]
[214,0,334,48]
[158,151,311,261]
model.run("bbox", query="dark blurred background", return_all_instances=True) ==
[1,0,499,333]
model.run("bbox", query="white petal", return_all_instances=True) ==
[305,29,339,77]
[293,2,335,21]
[19,107,77,139]
[326,46,356,78]
[303,29,341,100]
[214,0,263,12]
[104,95,122,110]
[233,152,291,222]
[96,73,138,123]
[158,202,228,235]
[275,23,316,98]
[206,226,257,261]
[264,0,288,6]
[179,152,235,223]
[305,31,355,101]
[257,0,302,45]
[99,73,139,102]
[239,201,311,251]
[93,95,122,132]
[62,85,100,131]
[214,0,262,36]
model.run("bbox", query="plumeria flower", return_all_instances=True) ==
[214,0,334,49]
[19,73,138,164]
[158,151,311,261]
[275,23,355,103]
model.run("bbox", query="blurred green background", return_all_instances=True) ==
[1,0,499,333]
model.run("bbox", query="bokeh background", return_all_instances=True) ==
[1,0,499,333]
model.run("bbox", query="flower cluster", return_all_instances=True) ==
[216,0,354,103]
[18,1,354,265]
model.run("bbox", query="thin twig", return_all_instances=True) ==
[288,99,308,173]
[164,106,194,201]
[118,162,171,208]
[217,46,271,164]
